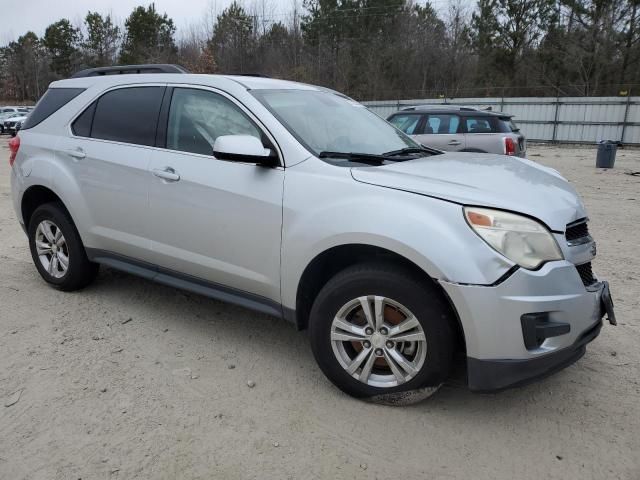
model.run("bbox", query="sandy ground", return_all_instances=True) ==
[0,140,639,480]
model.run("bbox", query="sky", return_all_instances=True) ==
[1,0,246,43]
[1,0,467,44]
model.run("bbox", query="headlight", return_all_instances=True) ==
[464,207,563,269]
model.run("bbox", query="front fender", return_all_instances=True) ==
[280,159,514,310]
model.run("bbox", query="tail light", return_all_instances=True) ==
[504,137,516,156]
[9,135,20,167]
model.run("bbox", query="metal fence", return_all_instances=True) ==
[363,96,640,145]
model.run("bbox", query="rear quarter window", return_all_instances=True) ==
[464,116,495,133]
[21,88,85,130]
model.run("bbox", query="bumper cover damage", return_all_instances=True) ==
[466,280,616,392]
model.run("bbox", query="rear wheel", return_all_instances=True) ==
[309,262,455,401]
[28,202,98,291]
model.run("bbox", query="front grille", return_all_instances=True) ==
[5,121,15,128]
[576,262,597,286]
[565,220,590,242]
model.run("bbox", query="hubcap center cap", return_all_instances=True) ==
[371,332,385,349]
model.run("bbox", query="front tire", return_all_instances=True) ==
[28,202,98,291]
[309,262,455,400]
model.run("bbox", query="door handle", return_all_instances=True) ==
[447,140,461,146]
[152,167,180,182]
[65,148,86,159]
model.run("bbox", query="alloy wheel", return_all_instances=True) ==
[330,296,427,388]
[35,220,69,279]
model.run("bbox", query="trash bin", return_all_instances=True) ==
[596,141,617,168]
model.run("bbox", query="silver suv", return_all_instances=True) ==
[387,106,527,157]
[9,65,614,400]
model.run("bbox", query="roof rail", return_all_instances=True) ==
[71,64,190,78]
[226,73,270,78]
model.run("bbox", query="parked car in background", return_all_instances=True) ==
[9,64,614,401]
[387,106,527,157]
[3,113,29,135]
[0,108,29,134]
[1,106,29,115]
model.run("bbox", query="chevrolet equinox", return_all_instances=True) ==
[9,64,616,400]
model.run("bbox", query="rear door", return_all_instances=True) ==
[57,85,165,261]
[413,113,465,151]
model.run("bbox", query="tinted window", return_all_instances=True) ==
[464,116,494,133]
[426,114,460,134]
[167,88,261,156]
[21,88,85,130]
[91,87,164,146]
[389,114,422,135]
[72,101,97,137]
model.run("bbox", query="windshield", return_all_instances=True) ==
[252,89,420,157]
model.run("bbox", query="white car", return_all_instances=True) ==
[3,113,28,135]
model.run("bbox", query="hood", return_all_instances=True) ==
[350,152,586,231]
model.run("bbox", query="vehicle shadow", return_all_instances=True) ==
[87,265,601,417]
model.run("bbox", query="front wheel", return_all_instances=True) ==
[309,262,455,401]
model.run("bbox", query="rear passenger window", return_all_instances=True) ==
[90,87,164,146]
[426,114,460,134]
[21,88,85,130]
[166,88,261,156]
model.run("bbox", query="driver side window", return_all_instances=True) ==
[167,88,261,156]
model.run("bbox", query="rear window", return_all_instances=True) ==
[501,117,520,133]
[88,87,164,146]
[21,88,85,130]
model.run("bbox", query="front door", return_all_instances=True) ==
[147,87,284,302]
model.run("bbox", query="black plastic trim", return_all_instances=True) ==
[468,319,602,392]
[520,313,570,350]
[86,248,287,321]
[155,86,174,148]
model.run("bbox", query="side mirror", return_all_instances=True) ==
[213,135,278,166]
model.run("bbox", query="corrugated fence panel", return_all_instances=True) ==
[363,96,640,144]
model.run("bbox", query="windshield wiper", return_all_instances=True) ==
[318,151,390,165]
[382,146,442,157]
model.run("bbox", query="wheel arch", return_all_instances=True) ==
[292,243,466,352]
[21,185,69,228]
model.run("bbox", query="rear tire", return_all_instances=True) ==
[309,262,455,400]
[28,202,98,291]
